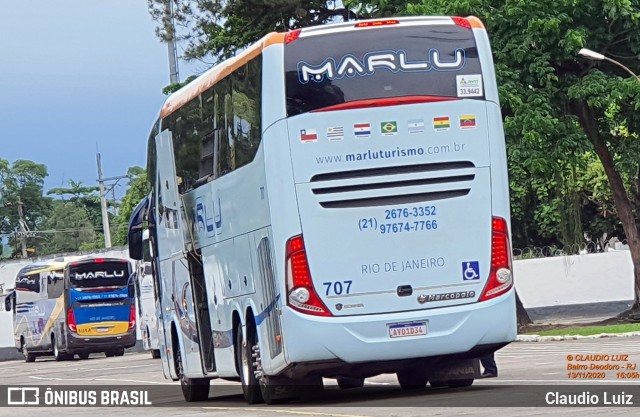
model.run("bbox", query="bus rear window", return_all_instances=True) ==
[69,261,130,289]
[285,24,484,116]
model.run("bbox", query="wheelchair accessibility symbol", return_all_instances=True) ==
[462,261,480,281]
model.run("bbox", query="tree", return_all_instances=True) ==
[112,167,150,246]
[47,179,102,231]
[40,201,97,254]
[147,0,357,63]
[0,159,52,256]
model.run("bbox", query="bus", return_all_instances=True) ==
[127,15,516,404]
[134,229,161,358]
[3,257,136,361]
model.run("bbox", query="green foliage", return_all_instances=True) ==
[40,201,97,254]
[148,0,357,63]
[112,167,149,246]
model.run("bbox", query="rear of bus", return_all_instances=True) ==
[65,258,136,355]
[279,17,516,370]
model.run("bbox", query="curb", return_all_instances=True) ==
[516,331,640,342]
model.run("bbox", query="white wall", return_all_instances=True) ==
[513,250,635,308]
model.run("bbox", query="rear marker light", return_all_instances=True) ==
[285,29,301,44]
[355,19,399,28]
[452,16,472,29]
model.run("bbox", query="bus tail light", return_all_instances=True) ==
[285,29,301,44]
[285,235,332,316]
[479,217,513,301]
[129,304,136,330]
[67,308,77,332]
[452,17,472,29]
[355,19,399,28]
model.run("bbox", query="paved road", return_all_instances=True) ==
[3,336,640,416]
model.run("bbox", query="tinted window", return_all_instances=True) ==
[69,260,130,289]
[164,56,263,192]
[285,24,483,115]
[15,273,41,293]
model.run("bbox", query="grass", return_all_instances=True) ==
[526,322,640,336]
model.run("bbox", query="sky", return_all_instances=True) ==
[0,0,200,198]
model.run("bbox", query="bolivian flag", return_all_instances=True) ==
[433,116,450,131]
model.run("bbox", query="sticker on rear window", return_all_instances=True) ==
[456,74,483,97]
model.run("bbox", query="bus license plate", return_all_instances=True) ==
[97,327,110,333]
[388,321,427,338]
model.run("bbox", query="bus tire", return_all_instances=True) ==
[23,344,36,363]
[175,338,210,402]
[430,378,474,388]
[52,335,68,361]
[397,368,429,389]
[78,353,90,360]
[105,351,115,357]
[337,377,365,389]
[237,325,263,404]
[151,349,161,359]
[114,347,125,357]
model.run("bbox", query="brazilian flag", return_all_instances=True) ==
[380,121,398,135]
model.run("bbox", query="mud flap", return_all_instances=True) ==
[428,358,480,381]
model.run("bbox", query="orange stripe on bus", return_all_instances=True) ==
[467,16,485,29]
[160,32,286,119]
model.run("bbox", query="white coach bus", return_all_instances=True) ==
[127,16,516,404]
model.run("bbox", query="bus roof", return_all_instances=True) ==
[160,32,285,119]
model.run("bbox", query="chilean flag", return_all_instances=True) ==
[300,128,318,142]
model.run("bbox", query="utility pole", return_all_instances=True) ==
[164,0,180,84]
[96,153,128,249]
[97,153,112,248]
[16,196,28,258]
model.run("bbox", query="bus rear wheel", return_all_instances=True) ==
[23,342,36,363]
[78,353,90,360]
[52,335,68,361]
[430,378,474,388]
[175,338,210,402]
[237,325,263,404]
[397,368,429,389]
[151,349,161,359]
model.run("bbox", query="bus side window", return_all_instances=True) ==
[47,271,64,299]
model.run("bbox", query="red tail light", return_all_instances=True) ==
[452,16,471,29]
[129,304,136,330]
[479,217,513,301]
[285,235,331,316]
[355,19,399,28]
[285,29,301,44]
[67,308,77,332]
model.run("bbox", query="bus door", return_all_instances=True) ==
[155,129,204,377]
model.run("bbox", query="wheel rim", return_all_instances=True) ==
[241,338,250,384]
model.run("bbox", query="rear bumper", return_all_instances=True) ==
[66,330,137,353]
[277,289,516,375]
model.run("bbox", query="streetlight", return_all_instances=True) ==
[578,48,640,81]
